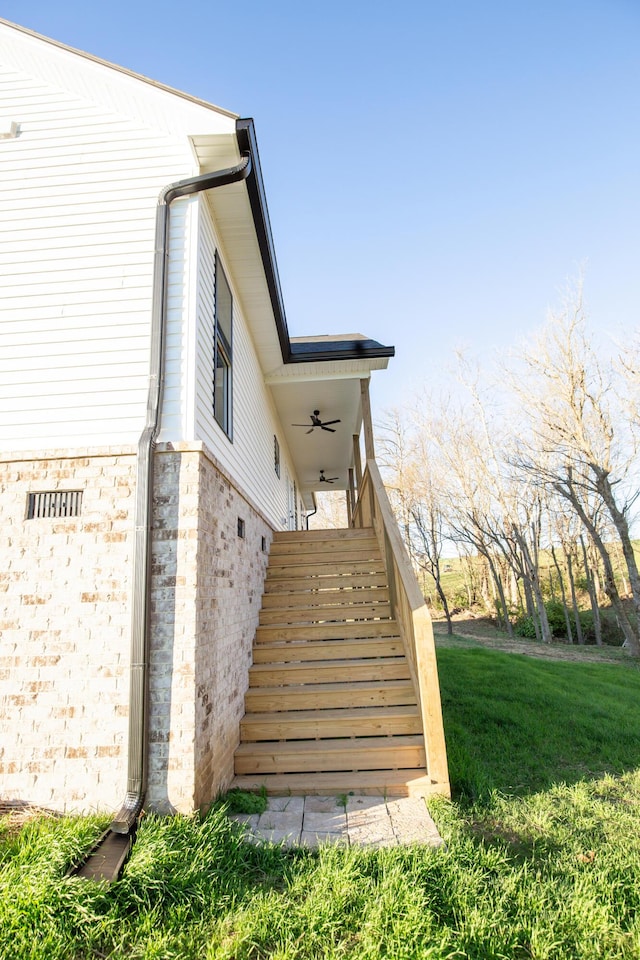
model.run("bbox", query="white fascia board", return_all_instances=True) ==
[265,360,387,385]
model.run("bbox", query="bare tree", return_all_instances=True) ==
[309,490,348,529]
[580,533,603,645]
[509,284,640,653]
[379,410,455,631]
[417,384,519,637]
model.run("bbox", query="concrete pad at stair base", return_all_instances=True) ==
[304,795,342,813]
[265,796,305,815]
[228,795,444,849]
[345,795,388,827]
[347,818,397,846]
[303,810,346,834]
[346,796,387,811]
[257,810,304,833]
[386,797,444,847]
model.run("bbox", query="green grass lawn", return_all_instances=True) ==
[2,644,640,959]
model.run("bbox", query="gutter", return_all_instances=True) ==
[235,119,394,365]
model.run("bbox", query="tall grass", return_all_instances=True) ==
[2,643,639,959]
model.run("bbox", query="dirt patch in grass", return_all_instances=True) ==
[0,801,60,836]
[433,616,639,666]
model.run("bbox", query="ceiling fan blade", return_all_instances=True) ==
[321,419,341,426]
[306,428,314,434]
[292,423,311,427]
[321,426,336,432]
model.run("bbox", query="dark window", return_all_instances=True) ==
[274,436,280,477]
[214,253,233,438]
[237,517,245,538]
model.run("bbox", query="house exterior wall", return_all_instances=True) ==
[0,22,303,816]
[0,443,271,814]
[159,195,299,531]
[0,28,232,452]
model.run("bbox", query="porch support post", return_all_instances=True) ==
[346,488,353,526]
[352,434,363,488]
[360,378,375,461]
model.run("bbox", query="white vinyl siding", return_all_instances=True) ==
[0,36,233,452]
[192,200,297,529]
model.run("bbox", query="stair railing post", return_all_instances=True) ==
[348,468,356,527]
[360,378,375,461]
[352,434,363,489]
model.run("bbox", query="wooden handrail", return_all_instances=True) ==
[354,460,450,796]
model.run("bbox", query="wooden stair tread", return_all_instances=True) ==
[267,559,387,580]
[252,637,405,662]
[261,587,390,608]
[267,549,384,568]
[235,736,425,774]
[269,542,380,560]
[245,680,417,711]
[248,659,411,686]
[247,664,411,694]
[230,771,438,798]
[236,734,424,755]
[259,603,392,624]
[256,621,401,642]
[250,656,408,672]
[240,703,420,720]
[272,527,375,542]
[265,572,389,593]
[240,705,422,740]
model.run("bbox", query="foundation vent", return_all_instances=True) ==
[27,490,83,519]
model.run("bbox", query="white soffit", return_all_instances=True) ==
[194,135,285,375]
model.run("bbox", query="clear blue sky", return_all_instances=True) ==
[5,0,640,414]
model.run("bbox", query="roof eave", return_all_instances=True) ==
[235,118,395,366]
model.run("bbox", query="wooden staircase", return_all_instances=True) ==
[232,527,436,797]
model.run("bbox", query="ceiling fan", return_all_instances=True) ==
[319,470,339,484]
[291,410,341,434]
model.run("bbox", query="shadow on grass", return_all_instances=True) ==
[437,645,640,805]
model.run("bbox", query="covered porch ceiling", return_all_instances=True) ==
[270,376,363,507]
[267,345,388,508]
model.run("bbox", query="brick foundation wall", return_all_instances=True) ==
[1,444,273,815]
[192,450,271,809]
[148,445,271,812]
[0,450,135,812]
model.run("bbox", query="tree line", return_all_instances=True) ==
[379,283,640,654]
